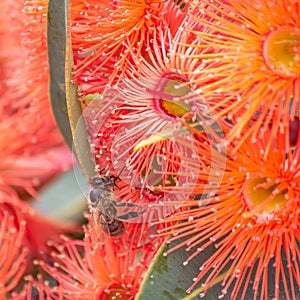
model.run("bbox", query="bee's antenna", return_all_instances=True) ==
[116,165,126,179]
[99,167,107,175]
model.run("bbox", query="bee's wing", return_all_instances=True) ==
[112,200,146,223]
[88,205,112,247]
[87,186,114,246]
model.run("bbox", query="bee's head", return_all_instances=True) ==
[89,188,102,207]
[90,176,105,188]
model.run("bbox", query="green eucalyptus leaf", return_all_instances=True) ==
[47,0,72,148]
[64,0,96,179]
[137,231,297,300]
[47,0,96,179]
[136,236,211,300]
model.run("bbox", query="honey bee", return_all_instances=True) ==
[88,174,144,237]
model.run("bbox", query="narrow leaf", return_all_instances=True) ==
[64,0,96,179]
[47,0,73,148]
[137,233,296,299]
[135,236,214,300]
[47,0,96,179]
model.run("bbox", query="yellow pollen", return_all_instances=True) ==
[159,79,191,118]
[160,100,189,117]
[242,177,287,217]
[263,26,300,78]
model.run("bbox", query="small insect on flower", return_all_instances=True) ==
[88,171,145,238]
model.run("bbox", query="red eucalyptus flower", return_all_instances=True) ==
[71,0,190,95]
[160,129,300,299]
[82,74,224,223]
[182,0,300,155]
[39,222,162,300]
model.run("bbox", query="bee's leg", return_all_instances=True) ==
[99,167,108,175]
[103,176,121,190]
[115,202,146,220]
[113,201,133,207]
[113,201,144,210]
[114,166,125,187]
[105,166,125,190]
[116,211,144,220]
[112,178,121,190]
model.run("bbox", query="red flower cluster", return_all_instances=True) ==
[67,0,300,299]
[1,0,299,299]
[67,0,299,299]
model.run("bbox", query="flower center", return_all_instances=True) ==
[242,177,288,218]
[263,26,300,78]
[153,77,191,119]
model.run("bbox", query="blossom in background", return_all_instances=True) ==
[183,0,300,154]
[0,0,72,195]
[11,274,53,300]
[0,187,78,263]
[160,128,300,299]
[0,211,28,299]
[1,0,49,112]
[0,193,75,299]
[38,222,161,300]
[0,0,24,114]
[0,106,72,198]
[0,0,76,296]
[0,202,68,300]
